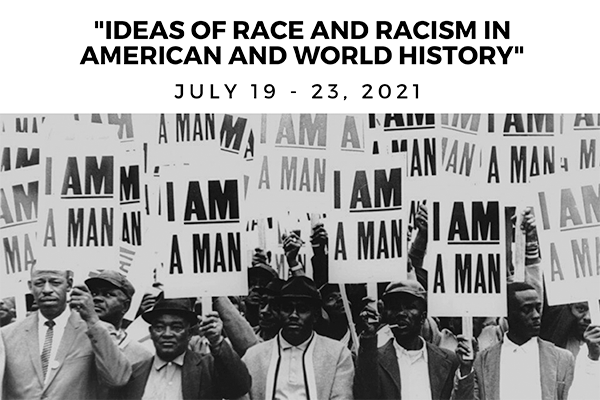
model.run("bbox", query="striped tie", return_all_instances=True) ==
[41,320,55,380]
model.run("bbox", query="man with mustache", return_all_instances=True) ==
[0,267,132,399]
[354,280,471,400]
[457,282,576,400]
[243,276,355,399]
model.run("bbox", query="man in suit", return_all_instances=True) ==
[1,267,132,399]
[456,282,575,400]
[354,280,471,400]
[243,276,355,399]
[118,297,251,399]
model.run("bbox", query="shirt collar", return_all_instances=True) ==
[154,352,186,370]
[279,331,314,351]
[503,333,538,353]
[40,307,70,332]
[393,336,428,363]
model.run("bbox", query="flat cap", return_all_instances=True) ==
[142,297,197,325]
[85,270,135,299]
[280,276,321,305]
[382,280,426,301]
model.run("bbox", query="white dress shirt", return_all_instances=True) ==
[38,308,70,384]
[393,337,432,400]
[275,333,314,400]
[142,352,185,400]
[499,334,542,400]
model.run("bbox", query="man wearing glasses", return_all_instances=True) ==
[243,276,355,399]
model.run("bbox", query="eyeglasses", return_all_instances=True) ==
[280,301,312,315]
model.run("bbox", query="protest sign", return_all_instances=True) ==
[437,114,484,183]
[557,113,599,172]
[248,114,333,214]
[1,167,41,297]
[367,113,439,179]
[157,162,248,298]
[73,114,136,143]
[327,152,406,284]
[428,186,507,317]
[534,168,600,306]
[37,121,120,276]
[0,114,46,134]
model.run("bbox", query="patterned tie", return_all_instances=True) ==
[41,320,55,380]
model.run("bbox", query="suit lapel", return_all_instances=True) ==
[44,312,79,389]
[538,338,557,400]
[426,343,451,400]
[181,351,201,400]
[24,312,44,385]
[485,343,502,400]
[378,340,401,395]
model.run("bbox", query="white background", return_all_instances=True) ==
[1,0,598,112]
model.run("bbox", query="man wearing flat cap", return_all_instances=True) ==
[117,297,251,400]
[354,280,471,400]
[85,270,152,399]
[243,276,355,399]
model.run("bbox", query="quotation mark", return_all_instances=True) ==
[95,21,104,29]
[514,46,524,54]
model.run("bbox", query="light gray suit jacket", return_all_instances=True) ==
[242,333,354,400]
[470,337,575,400]
[1,310,132,400]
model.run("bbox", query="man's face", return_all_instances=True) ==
[89,283,130,327]
[259,294,281,331]
[508,289,542,340]
[28,270,72,319]
[279,298,316,344]
[149,314,191,361]
[569,302,591,338]
[323,291,346,321]
[383,293,426,340]
[0,298,15,324]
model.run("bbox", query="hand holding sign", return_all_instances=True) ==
[584,325,600,361]
[283,232,303,269]
[199,312,224,347]
[359,296,380,335]
[455,334,478,376]
[69,284,100,327]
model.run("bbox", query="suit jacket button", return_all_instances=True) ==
[51,360,60,369]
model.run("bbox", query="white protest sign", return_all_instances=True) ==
[428,186,508,317]
[157,163,248,298]
[0,114,46,134]
[557,113,599,172]
[534,168,600,306]
[366,113,440,180]
[327,152,407,284]
[119,144,145,248]
[37,121,120,276]
[1,167,41,297]
[73,114,136,143]
[437,115,484,183]
[248,114,332,214]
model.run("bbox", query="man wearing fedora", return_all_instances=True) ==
[354,280,471,400]
[242,276,355,399]
[117,297,251,400]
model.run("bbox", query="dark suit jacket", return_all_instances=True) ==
[1,311,131,400]
[117,339,251,400]
[354,334,462,399]
[470,337,574,400]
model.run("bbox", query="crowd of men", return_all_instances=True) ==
[0,206,599,399]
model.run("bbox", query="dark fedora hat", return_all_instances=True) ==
[142,297,197,326]
[280,276,321,306]
[257,277,285,297]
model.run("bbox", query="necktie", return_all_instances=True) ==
[41,320,55,380]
